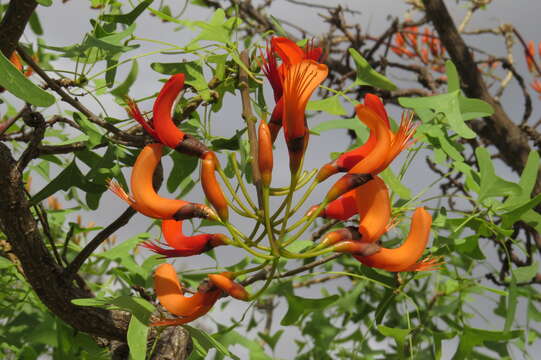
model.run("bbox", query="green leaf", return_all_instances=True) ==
[101,0,153,25]
[151,60,211,101]
[127,315,147,360]
[311,117,367,140]
[190,9,239,44]
[167,151,199,192]
[505,277,518,332]
[29,12,44,35]
[210,128,247,151]
[379,167,412,200]
[306,95,347,115]
[0,51,55,107]
[31,161,103,205]
[184,325,234,359]
[445,60,460,92]
[73,112,103,148]
[213,326,270,360]
[375,288,397,324]
[349,48,397,91]
[258,330,283,351]
[378,325,411,353]
[99,233,151,261]
[452,327,522,359]
[503,150,540,209]
[399,91,476,139]
[511,262,538,283]
[475,147,522,203]
[36,0,52,6]
[269,15,288,37]
[454,235,485,260]
[281,294,338,326]
[71,297,115,307]
[111,60,139,97]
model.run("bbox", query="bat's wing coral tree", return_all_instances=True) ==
[2,2,540,359]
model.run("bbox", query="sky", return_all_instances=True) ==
[8,0,541,358]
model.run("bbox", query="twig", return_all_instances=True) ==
[16,109,46,172]
[241,253,342,287]
[513,27,541,76]
[0,106,27,136]
[16,46,142,145]
[65,207,136,278]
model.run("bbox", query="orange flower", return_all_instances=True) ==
[258,119,274,187]
[208,272,250,301]
[261,37,323,143]
[152,263,220,326]
[354,207,437,272]
[312,176,390,243]
[319,95,416,201]
[141,219,227,257]
[201,151,229,221]
[108,144,217,221]
[126,74,208,157]
[282,59,328,172]
[354,176,391,243]
[152,74,187,149]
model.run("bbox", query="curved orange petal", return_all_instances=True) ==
[348,105,391,175]
[208,273,250,301]
[354,207,433,272]
[374,111,416,174]
[154,263,208,317]
[320,189,357,220]
[130,144,215,220]
[107,179,163,218]
[153,74,186,148]
[334,94,390,171]
[272,37,305,66]
[355,176,391,243]
[201,152,229,221]
[364,94,390,128]
[282,60,328,141]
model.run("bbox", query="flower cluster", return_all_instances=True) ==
[392,25,446,73]
[109,37,439,326]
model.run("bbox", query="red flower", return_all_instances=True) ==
[260,37,323,142]
[141,219,227,257]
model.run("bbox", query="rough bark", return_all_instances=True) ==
[0,0,37,57]
[0,142,130,340]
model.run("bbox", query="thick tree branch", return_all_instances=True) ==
[0,142,130,341]
[0,0,37,57]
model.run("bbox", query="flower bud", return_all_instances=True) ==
[201,152,229,221]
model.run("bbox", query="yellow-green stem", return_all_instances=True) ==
[248,260,278,300]
[229,152,258,212]
[262,186,280,256]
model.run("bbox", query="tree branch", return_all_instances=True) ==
[0,142,130,341]
[0,0,38,57]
